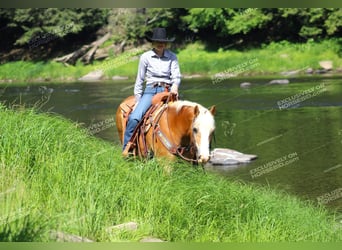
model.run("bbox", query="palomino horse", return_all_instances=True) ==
[116,95,216,164]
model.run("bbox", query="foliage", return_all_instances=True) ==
[0,8,109,45]
[1,8,342,64]
[183,8,342,46]
[107,8,191,43]
[107,8,146,43]
[324,8,342,35]
[227,9,273,35]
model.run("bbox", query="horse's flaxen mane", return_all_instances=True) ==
[170,101,215,132]
[170,100,207,114]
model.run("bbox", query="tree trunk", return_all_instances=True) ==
[54,33,111,65]
[81,32,111,64]
[54,44,91,65]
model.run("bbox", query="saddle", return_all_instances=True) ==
[120,91,178,157]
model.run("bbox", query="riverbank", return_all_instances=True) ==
[0,105,341,242]
[0,39,341,85]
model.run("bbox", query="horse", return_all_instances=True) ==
[116,95,216,164]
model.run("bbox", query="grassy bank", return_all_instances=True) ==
[0,39,341,84]
[0,105,341,242]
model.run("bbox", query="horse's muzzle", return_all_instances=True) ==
[198,155,210,164]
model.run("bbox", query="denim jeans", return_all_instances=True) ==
[123,85,165,150]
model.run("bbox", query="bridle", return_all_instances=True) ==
[151,99,207,165]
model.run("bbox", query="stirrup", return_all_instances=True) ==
[122,142,134,157]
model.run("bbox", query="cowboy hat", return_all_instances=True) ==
[146,27,175,43]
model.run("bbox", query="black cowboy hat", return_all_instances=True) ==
[146,27,175,43]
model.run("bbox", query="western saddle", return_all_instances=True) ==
[120,89,178,158]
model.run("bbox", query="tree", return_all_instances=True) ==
[183,8,342,47]
[0,8,109,45]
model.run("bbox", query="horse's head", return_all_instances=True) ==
[169,101,216,164]
[191,105,216,164]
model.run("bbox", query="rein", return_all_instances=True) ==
[150,94,199,164]
[154,125,199,164]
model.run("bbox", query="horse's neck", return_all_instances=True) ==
[167,105,194,146]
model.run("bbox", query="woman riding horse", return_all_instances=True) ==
[122,27,181,157]
[117,99,216,164]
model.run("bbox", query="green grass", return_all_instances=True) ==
[0,105,341,242]
[0,39,341,84]
[177,39,342,75]
[0,61,93,83]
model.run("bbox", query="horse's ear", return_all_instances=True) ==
[209,105,216,116]
[194,105,200,117]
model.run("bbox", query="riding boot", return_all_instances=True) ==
[122,142,134,157]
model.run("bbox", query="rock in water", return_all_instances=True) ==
[268,79,290,85]
[209,148,257,165]
[240,82,252,88]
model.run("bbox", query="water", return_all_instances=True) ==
[1,77,342,212]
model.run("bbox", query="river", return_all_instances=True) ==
[1,76,341,213]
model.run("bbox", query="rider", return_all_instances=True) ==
[122,27,182,156]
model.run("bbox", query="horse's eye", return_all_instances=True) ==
[193,128,198,133]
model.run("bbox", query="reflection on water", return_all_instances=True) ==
[1,77,342,212]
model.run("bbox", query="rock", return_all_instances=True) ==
[208,148,257,166]
[106,221,138,233]
[50,230,94,242]
[281,69,302,76]
[305,68,314,74]
[38,86,54,94]
[319,60,333,70]
[315,69,329,74]
[78,70,103,81]
[64,76,76,82]
[240,82,252,88]
[140,236,165,242]
[182,74,203,79]
[0,79,13,83]
[112,75,129,80]
[65,89,80,93]
[35,77,47,82]
[268,79,289,85]
[214,72,236,79]
[210,158,240,165]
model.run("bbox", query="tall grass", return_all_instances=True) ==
[0,105,341,242]
[0,39,341,84]
[177,39,342,75]
[0,61,93,83]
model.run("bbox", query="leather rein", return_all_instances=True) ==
[151,104,199,164]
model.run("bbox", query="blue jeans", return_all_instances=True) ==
[123,85,165,150]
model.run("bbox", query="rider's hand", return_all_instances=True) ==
[170,84,178,95]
